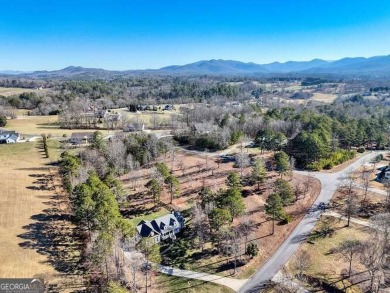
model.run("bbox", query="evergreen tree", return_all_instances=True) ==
[251,158,267,190]
[91,131,105,151]
[245,242,259,258]
[165,175,180,204]
[274,178,295,205]
[209,208,232,230]
[145,178,162,207]
[0,115,7,127]
[220,187,245,221]
[199,187,214,208]
[274,151,290,178]
[265,193,285,234]
[155,162,170,179]
[226,172,242,190]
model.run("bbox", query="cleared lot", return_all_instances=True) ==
[0,142,84,291]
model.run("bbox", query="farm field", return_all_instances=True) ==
[0,87,47,97]
[311,92,338,103]
[0,142,84,291]
[115,106,180,127]
[4,107,181,137]
[4,115,110,137]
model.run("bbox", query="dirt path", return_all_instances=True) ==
[323,211,374,228]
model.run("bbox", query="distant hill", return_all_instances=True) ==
[0,70,31,75]
[262,59,329,73]
[160,59,269,74]
[301,55,390,74]
[3,54,390,79]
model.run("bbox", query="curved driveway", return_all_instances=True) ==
[238,151,384,293]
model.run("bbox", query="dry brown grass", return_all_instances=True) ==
[311,92,337,103]
[286,218,370,293]
[0,142,84,291]
[121,150,321,279]
[4,115,111,137]
[0,142,55,277]
[0,87,48,97]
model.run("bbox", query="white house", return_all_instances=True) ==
[70,132,94,145]
[136,211,185,244]
[0,130,20,144]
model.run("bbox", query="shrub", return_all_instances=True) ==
[308,150,355,171]
[280,213,293,224]
[245,242,259,258]
[0,115,7,127]
[357,147,365,153]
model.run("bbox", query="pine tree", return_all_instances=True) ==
[226,172,242,190]
[251,158,267,191]
[165,175,180,203]
[145,178,162,207]
[274,178,294,205]
[274,151,290,178]
[265,193,285,234]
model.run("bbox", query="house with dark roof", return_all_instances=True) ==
[136,211,185,243]
[378,165,390,181]
[163,105,175,111]
[0,130,20,144]
[70,132,94,145]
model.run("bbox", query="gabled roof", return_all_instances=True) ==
[70,132,94,139]
[136,212,184,238]
[0,130,19,140]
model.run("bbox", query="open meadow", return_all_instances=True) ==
[0,87,48,97]
[0,142,85,291]
[4,115,108,137]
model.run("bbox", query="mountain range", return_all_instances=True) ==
[2,54,390,78]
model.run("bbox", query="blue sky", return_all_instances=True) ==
[1,0,390,70]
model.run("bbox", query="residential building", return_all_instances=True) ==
[70,132,94,145]
[136,211,185,244]
[0,130,19,144]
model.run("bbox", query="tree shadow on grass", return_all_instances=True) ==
[17,172,84,278]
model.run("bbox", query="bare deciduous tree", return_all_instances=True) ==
[192,204,208,251]
[235,152,250,178]
[292,250,312,279]
[360,166,371,203]
[238,216,256,251]
[338,239,362,276]
[125,251,145,293]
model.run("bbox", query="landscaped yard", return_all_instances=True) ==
[153,274,234,293]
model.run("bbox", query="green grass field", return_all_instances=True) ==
[156,275,234,293]
[127,208,169,227]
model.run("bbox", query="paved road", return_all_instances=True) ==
[238,151,384,293]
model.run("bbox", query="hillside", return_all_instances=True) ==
[4,54,390,79]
